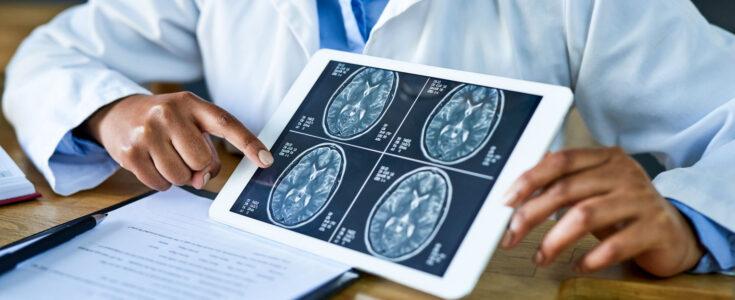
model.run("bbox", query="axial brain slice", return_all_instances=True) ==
[367,168,450,260]
[423,84,502,163]
[269,144,343,227]
[325,67,397,139]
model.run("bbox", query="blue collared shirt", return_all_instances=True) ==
[56,0,733,275]
[317,0,388,52]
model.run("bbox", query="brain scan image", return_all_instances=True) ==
[324,67,398,140]
[422,84,504,164]
[365,167,451,261]
[268,144,345,228]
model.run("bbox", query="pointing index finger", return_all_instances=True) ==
[192,100,273,168]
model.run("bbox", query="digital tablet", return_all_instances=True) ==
[210,50,572,298]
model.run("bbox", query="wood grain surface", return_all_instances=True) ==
[1,3,733,299]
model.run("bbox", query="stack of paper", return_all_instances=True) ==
[0,146,38,205]
[0,187,351,299]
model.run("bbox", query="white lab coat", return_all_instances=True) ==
[3,0,735,231]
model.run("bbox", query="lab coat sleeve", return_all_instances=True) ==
[2,0,202,195]
[564,0,735,235]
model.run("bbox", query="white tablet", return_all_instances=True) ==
[210,50,572,298]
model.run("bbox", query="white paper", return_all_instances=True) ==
[0,146,35,200]
[0,187,350,299]
[0,147,23,179]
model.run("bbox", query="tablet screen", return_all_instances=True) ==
[230,61,541,276]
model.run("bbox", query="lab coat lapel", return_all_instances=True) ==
[268,0,320,57]
[364,0,427,53]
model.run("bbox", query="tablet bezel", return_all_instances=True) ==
[210,50,572,299]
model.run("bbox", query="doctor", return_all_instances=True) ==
[3,0,734,278]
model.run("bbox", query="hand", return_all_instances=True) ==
[83,92,273,190]
[501,147,703,276]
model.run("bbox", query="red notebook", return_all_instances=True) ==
[0,147,39,206]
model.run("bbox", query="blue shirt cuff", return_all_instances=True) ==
[669,199,735,274]
[56,131,107,156]
[48,131,119,195]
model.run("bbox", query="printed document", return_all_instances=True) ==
[0,187,350,299]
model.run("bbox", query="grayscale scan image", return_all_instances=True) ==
[422,84,503,164]
[232,60,542,275]
[268,143,345,228]
[366,167,451,261]
[324,67,398,139]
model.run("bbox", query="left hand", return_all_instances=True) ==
[501,147,703,276]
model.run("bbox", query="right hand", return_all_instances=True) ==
[83,92,273,190]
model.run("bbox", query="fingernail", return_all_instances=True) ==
[504,185,519,206]
[534,251,545,265]
[503,191,516,206]
[201,172,211,189]
[504,218,522,247]
[501,231,514,249]
[258,150,274,166]
[509,216,521,233]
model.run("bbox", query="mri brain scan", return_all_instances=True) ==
[324,67,397,139]
[366,167,451,261]
[422,84,503,164]
[268,144,345,228]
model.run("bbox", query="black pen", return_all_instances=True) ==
[0,213,107,275]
